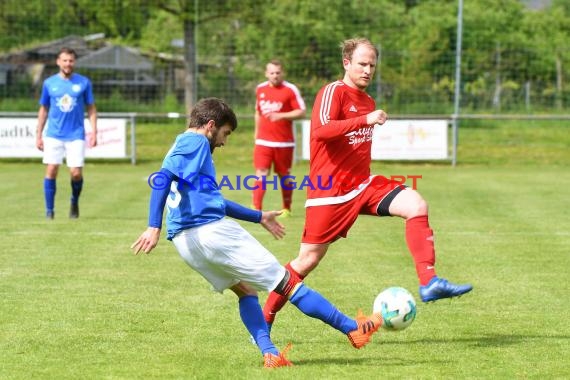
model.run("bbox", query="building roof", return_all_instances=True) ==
[31,35,91,58]
[0,35,90,64]
[75,45,153,71]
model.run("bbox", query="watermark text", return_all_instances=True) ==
[147,172,422,192]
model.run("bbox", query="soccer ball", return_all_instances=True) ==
[373,287,417,331]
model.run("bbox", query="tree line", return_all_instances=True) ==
[1,0,568,113]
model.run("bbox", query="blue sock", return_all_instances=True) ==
[238,295,278,355]
[71,178,83,205]
[44,178,56,212]
[289,284,357,334]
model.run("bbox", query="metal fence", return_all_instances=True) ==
[1,29,569,115]
[1,1,568,166]
[2,42,568,115]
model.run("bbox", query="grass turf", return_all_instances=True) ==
[0,120,569,379]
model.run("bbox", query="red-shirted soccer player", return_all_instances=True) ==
[253,60,306,215]
[263,38,472,331]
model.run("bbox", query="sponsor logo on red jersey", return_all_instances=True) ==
[345,126,374,145]
[259,99,284,115]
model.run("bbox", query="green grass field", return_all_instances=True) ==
[1,120,569,379]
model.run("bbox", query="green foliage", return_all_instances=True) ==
[139,9,182,53]
[94,90,182,114]
[0,1,57,49]
[1,0,570,113]
[0,97,36,112]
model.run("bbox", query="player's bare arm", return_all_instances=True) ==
[87,104,98,147]
[267,108,306,122]
[260,210,286,240]
[131,227,161,255]
[254,110,261,139]
[36,106,49,151]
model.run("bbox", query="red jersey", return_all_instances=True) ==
[306,80,377,206]
[255,81,305,147]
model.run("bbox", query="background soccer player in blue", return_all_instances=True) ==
[131,98,383,368]
[36,47,97,219]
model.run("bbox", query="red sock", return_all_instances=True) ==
[405,215,437,286]
[252,179,266,210]
[263,262,305,324]
[281,187,293,210]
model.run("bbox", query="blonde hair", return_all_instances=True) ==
[341,38,378,61]
[268,59,283,67]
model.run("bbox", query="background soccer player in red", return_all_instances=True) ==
[252,60,306,215]
[263,38,472,330]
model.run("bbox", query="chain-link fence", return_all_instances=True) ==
[0,1,568,116]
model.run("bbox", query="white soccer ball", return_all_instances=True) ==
[373,286,417,331]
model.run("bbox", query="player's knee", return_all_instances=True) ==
[46,165,59,178]
[300,258,319,274]
[409,197,428,217]
[255,169,270,177]
[273,268,302,297]
[295,248,326,275]
[398,191,428,218]
[231,282,258,298]
[379,187,428,218]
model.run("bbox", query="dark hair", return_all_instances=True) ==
[58,47,77,59]
[341,38,379,61]
[189,98,238,131]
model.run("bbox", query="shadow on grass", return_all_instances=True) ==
[287,333,569,367]
[381,333,570,347]
[296,356,440,367]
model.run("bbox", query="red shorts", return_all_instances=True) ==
[302,176,405,244]
[253,145,294,176]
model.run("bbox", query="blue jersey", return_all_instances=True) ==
[39,73,95,141]
[162,132,226,239]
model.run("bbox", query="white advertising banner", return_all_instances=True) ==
[0,118,127,158]
[300,119,448,160]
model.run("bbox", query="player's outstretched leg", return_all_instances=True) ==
[404,215,473,302]
[419,276,473,302]
[287,283,382,349]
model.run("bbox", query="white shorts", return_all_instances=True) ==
[172,218,286,293]
[42,137,85,167]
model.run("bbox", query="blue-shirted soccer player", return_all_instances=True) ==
[36,47,97,219]
[131,98,384,368]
